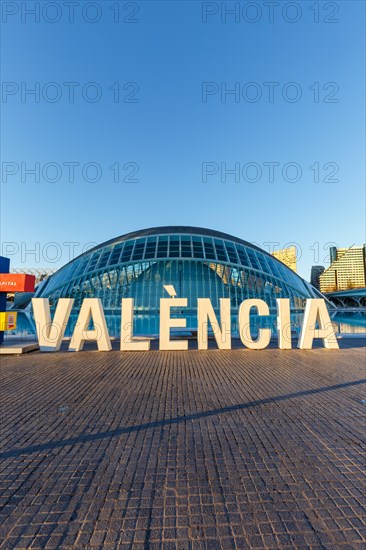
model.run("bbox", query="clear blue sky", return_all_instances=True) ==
[1,0,365,279]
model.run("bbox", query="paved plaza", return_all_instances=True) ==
[0,339,365,549]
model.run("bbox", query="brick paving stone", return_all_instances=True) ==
[0,338,365,549]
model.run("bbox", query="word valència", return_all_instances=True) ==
[31,297,339,352]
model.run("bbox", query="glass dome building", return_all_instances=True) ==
[35,226,324,336]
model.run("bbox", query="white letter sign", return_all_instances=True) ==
[120,298,150,351]
[298,299,339,349]
[276,298,292,349]
[238,299,271,349]
[69,298,112,352]
[159,298,188,350]
[32,297,74,352]
[197,298,231,350]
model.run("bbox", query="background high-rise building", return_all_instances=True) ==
[329,247,337,264]
[319,245,366,292]
[271,246,297,273]
[310,266,325,290]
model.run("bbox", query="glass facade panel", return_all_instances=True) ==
[121,242,134,262]
[225,242,238,264]
[86,252,101,274]
[214,239,228,262]
[181,237,192,258]
[169,237,180,257]
[256,252,271,275]
[192,236,204,258]
[236,245,250,268]
[131,238,146,261]
[203,238,216,260]
[109,243,124,266]
[74,257,90,278]
[270,260,282,280]
[246,249,261,271]
[156,236,168,258]
[144,237,157,259]
[97,247,112,269]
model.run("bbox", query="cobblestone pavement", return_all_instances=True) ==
[0,339,365,549]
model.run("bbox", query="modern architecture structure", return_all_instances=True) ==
[319,245,366,293]
[325,288,366,309]
[271,246,297,272]
[310,265,325,290]
[34,226,326,336]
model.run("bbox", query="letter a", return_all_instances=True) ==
[298,299,339,349]
[69,298,112,352]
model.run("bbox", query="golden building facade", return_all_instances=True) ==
[320,245,366,292]
[271,246,297,273]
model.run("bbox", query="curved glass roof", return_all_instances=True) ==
[39,226,315,299]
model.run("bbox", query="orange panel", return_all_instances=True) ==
[0,274,36,293]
